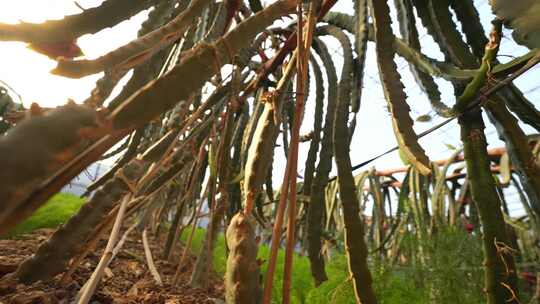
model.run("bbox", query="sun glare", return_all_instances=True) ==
[0,1,146,108]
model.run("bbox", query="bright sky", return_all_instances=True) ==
[0,0,147,107]
[0,0,537,216]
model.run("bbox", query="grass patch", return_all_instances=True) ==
[179,227,426,304]
[179,226,483,304]
[7,192,85,237]
[179,227,312,303]
[10,199,484,303]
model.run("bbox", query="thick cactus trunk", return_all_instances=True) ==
[0,103,109,235]
[12,159,145,284]
[11,128,184,284]
[459,110,519,304]
[224,213,261,304]
[190,196,228,287]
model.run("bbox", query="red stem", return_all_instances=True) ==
[281,3,305,303]
[242,0,337,98]
[261,144,292,304]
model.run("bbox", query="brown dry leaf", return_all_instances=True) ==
[10,290,56,304]
[126,260,142,275]
[104,266,114,278]
[1,230,224,303]
[127,281,139,297]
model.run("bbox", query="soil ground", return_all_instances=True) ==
[0,229,224,304]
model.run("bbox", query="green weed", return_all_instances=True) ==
[7,193,85,237]
[13,201,486,304]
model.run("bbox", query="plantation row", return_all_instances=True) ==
[0,0,539,303]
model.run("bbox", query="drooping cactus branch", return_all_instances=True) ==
[328,20,377,303]
[306,37,337,286]
[0,0,160,44]
[52,0,214,78]
[110,0,296,130]
[322,12,476,81]
[0,0,295,233]
[1,1,540,303]
[370,0,431,175]
[243,0,338,97]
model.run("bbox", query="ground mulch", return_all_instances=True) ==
[0,229,224,304]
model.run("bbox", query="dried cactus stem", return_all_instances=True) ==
[142,228,163,286]
[243,90,281,215]
[76,194,132,304]
[225,212,261,304]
